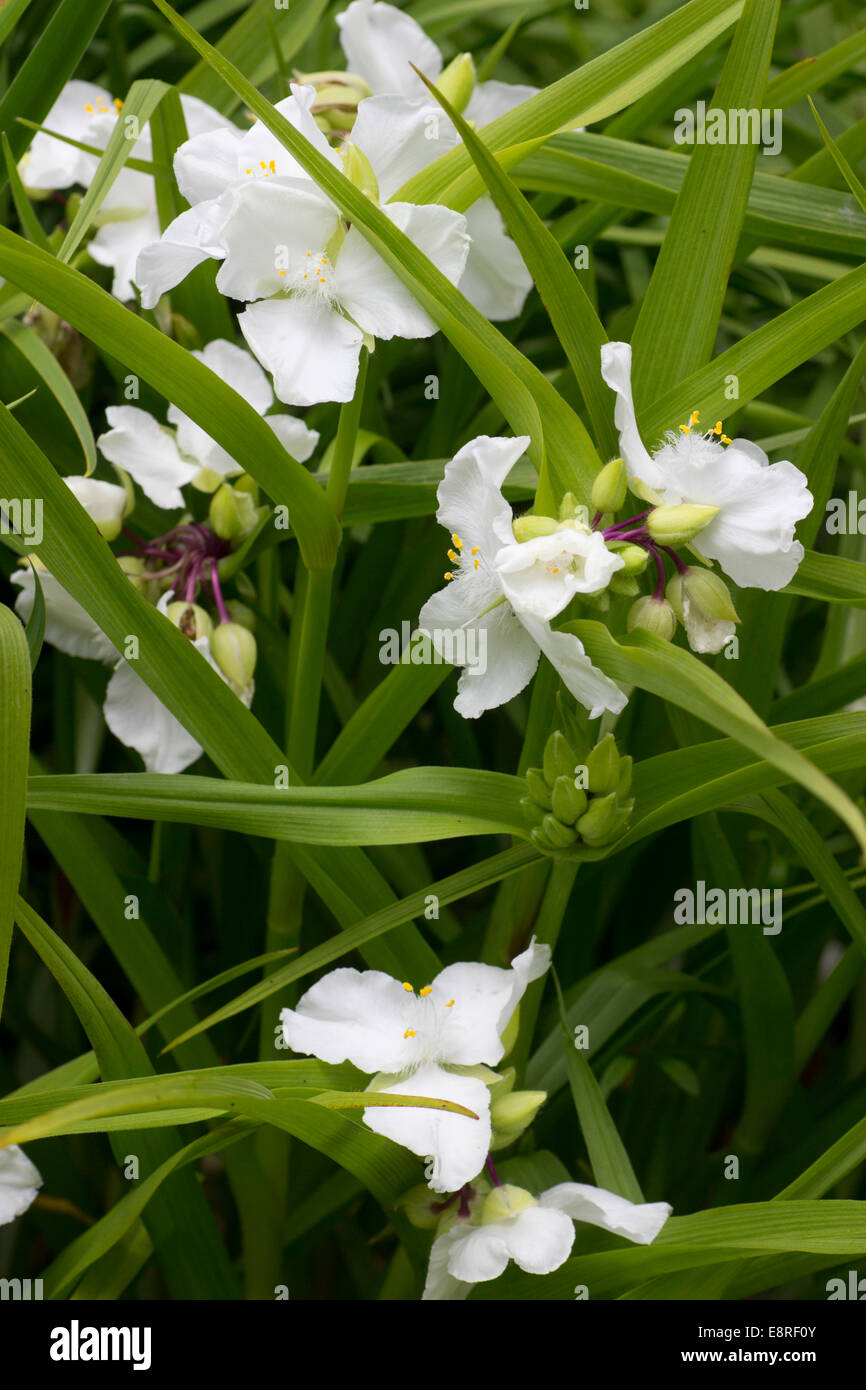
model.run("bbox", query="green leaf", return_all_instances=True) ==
[570,622,866,858]
[0,604,30,1017]
[808,95,866,217]
[631,0,780,403]
[21,560,45,669]
[0,317,97,474]
[179,0,330,112]
[783,550,866,609]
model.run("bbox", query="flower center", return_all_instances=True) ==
[443,532,481,581]
[400,982,456,1060]
[83,98,122,115]
[244,158,278,179]
[280,250,337,302]
[678,408,731,446]
[121,521,230,605]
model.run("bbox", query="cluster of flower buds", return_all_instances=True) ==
[208,476,266,542]
[522,727,634,853]
[297,70,372,139]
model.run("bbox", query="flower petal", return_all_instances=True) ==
[540,1181,672,1244]
[21,80,109,189]
[0,1145,43,1226]
[337,0,442,98]
[11,566,118,664]
[166,339,275,475]
[429,938,551,1065]
[351,94,458,201]
[422,1228,476,1300]
[435,434,530,558]
[174,123,245,204]
[63,475,128,533]
[281,966,418,1072]
[460,197,532,322]
[98,405,199,510]
[89,208,162,301]
[363,1064,491,1193]
[135,198,228,309]
[520,613,628,720]
[234,85,342,182]
[495,527,624,620]
[214,178,337,302]
[465,80,539,127]
[265,413,320,464]
[505,1204,575,1273]
[421,579,540,719]
[599,340,665,497]
[239,297,364,408]
[103,656,206,773]
[444,1222,511,1283]
[334,201,469,341]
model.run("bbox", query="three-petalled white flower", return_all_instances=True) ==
[419,435,627,720]
[280,940,550,1193]
[0,1145,42,1227]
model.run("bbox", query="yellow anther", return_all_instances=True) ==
[303,274,308,280]
[279,269,286,276]
[551,567,559,574]
[114,98,123,110]
[473,559,480,570]
[269,159,275,173]
[713,421,723,435]
[446,999,455,1007]
[84,104,94,113]
[404,1029,416,1038]
[452,534,463,548]
[679,425,692,435]
[245,168,252,174]
[721,434,732,445]
[444,572,454,581]
[447,549,458,562]
[690,410,700,426]
[402,981,413,992]
[419,986,433,997]
[471,546,480,555]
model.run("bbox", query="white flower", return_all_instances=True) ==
[22,81,231,300]
[11,493,250,775]
[419,435,627,720]
[135,85,470,406]
[423,1180,672,1300]
[349,94,532,321]
[336,0,538,119]
[600,342,813,590]
[0,1145,42,1226]
[280,940,550,1193]
[97,339,319,509]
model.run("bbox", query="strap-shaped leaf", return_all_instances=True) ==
[0,603,30,1017]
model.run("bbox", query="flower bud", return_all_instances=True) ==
[576,791,618,844]
[614,544,650,575]
[525,767,552,808]
[490,1090,547,1150]
[191,466,224,494]
[646,503,719,547]
[394,1182,443,1229]
[298,70,371,134]
[116,555,155,599]
[342,141,380,201]
[165,601,213,641]
[480,1184,536,1225]
[617,756,633,800]
[543,730,577,786]
[586,733,620,796]
[550,775,587,826]
[64,476,127,542]
[608,572,639,597]
[627,595,677,641]
[520,796,545,829]
[667,568,739,655]
[211,622,257,689]
[591,457,627,514]
[540,813,577,848]
[436,52,476,115]
[209,483,258,541]
[512,514,560,542]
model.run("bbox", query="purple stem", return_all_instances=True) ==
[603,526,649,546]
[209,559,230,625]
[485,1154,502,1188]
[659,544,689,576]
[590,509,603,531]
[648,545,666,601]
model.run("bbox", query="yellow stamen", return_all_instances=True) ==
[404,1029,416,1038]
[471,546,480,555]
[473,559,480,570]
[444,571,454,581]
[451,534,463,549]
[114,98,123,110]
[269,159,275,173]
[446,1000,455,1007]
[721,434,732,445]
[84,104,94,113]
[679,425,692,435]
[690,410,700,426]
[447,549,458,562]
[279,269,286,276]
[713,421,723,435]
[402,982,413,992]
[419,986,432,997]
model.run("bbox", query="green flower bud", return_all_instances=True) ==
[667,568,740,654]
[530,827,556,853]
[613,544,650,575]
[394,1182,444,1229]
[490,1090,547,1150]
[342,141,380,201]
[525,768,552,808]
[165,601,213,642]
[436,52,476,115]
[558,491,582,522]
[512,514,560,542]
[550,775,588,826]
[540,813,578,848]
[608,572,640,597]
[646,503,719,547]
[590,457,627,515]
[480,1184,536,1225]
[576,791,618,843]
[586,734,620,796]
[298,70,371,135]
[211,622,257,689]
[233,474,260,502]
[209,483,258,541]
[543,730,577,786]
[225,600,257,632]
[520,795,545,829]
[190,466,224,494]
[627,595,677,641]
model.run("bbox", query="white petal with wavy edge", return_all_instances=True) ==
[363,1064,491,1194]
[11,566,118,664]
[337,0,442,98]
[0,1146,43,1226]
[239,297,364,408]
[459,197,532,322]
[539,1181,672,1243]
[98,405,199,510]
